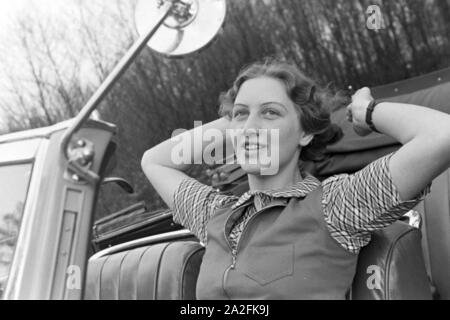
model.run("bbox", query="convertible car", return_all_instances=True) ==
[85,66,450,300]
[0,0,448,300]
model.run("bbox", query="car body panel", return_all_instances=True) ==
[1,120,115,299]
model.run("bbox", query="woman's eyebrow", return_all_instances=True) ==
[233,102,287,110]
[261,101,287,111]
[233,103,249,108]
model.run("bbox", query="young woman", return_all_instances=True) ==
[141,59,450,299]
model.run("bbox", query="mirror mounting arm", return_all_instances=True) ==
[60,0,174,184]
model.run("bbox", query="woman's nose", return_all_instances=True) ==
[242,113,261,132]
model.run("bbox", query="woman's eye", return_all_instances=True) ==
[262,109,280,117]
[232,110,247,119]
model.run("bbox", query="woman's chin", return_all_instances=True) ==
[241,167,261,176]
[239,163,277,176]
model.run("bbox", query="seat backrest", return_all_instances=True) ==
[84,241,204,300]
[351,221,432,299]
[415,169,450,299]
[85,222,433,300]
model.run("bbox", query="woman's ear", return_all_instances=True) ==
[299,132,314,147]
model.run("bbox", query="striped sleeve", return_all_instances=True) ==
[321,152,431,253]
[172,178,235,243]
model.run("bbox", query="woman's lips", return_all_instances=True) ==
[241,144,267,158]
[244,144,265,151]
[236,136,269,157]
[242,142,267,151]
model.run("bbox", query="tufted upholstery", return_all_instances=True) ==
[85,221,432,300]
[84,241,204,300]
[351,222,432,299]
[416,169,450,299]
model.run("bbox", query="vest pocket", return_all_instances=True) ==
[241,244,295,286]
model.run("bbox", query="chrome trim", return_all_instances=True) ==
[0,139,42,163]
[0,119,116,145]
[90,230,197,260]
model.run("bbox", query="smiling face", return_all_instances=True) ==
[230,76,313,176]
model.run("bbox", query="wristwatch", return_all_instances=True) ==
[365,100,381,133]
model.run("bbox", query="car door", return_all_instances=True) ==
[0,120,115,299]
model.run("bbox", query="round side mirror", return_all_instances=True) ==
[135,0,227,57]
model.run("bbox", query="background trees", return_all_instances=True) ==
[1,0,449,219]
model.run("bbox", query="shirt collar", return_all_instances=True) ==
[231,174,321,209]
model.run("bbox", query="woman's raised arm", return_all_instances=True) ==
[141,117,233,209]
[348,87,450,201]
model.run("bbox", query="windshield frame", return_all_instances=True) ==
[0,160,34,297]
[0,138,48,299]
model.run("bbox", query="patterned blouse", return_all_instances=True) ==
[172,152,430,254]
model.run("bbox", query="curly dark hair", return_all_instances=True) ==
[219,57,348,162]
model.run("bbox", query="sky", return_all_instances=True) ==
[0,0,70,128]
[0,0,27,34]
[0,0,67,37]
[0,0,104,130]
[0,1,26,128]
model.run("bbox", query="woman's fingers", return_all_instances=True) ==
[207,169,229,184]
[346,111,352,122]
[352,87,372,102]
[358,87,371,95]
[346,104,353,122]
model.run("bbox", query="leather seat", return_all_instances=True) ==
[85,222,431,299]
[84,241,204,300]
[351,221,432,299]
[415,169,450,299]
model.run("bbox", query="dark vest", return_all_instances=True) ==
[196,186,358,299]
